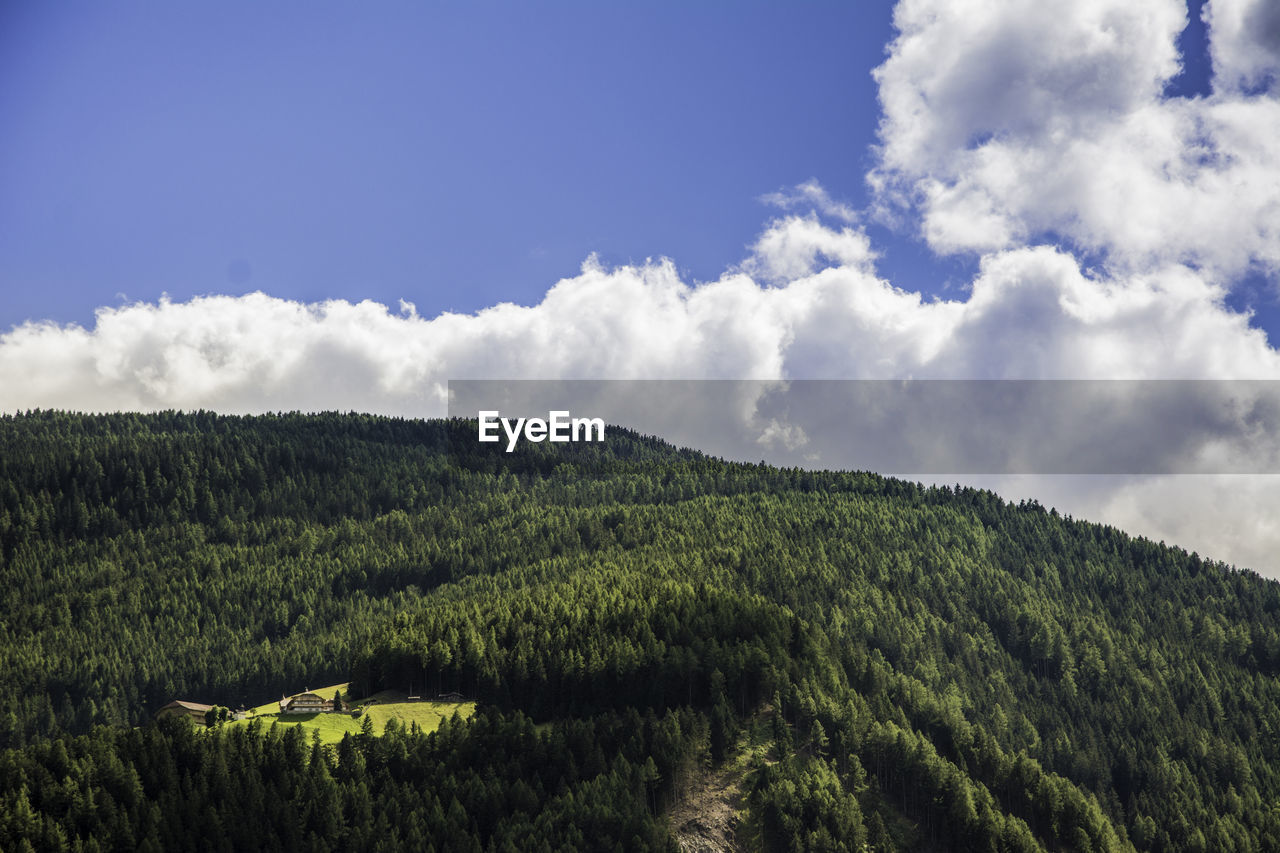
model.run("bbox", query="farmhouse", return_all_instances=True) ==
[279,691,329,714]
[155,700,214,725]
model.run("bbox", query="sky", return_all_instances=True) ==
[1,1,914,325]
[4,0,1280,575]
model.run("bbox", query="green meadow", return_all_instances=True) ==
[234,683,474,744]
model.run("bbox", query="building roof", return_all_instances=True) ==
[156,700,215,716]
[160,700,215,712]
[279,692,328,710]
[288,692,326,702]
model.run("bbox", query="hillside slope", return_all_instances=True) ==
[2,411,1279,850]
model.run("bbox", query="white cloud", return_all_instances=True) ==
[1207,0,1280,93]
[873,0,1185,174]
[761,179,860,224]
[872,0,1280,280]
[3,240,1274,403]
[739,215,877,285]
[1093,474,1280,570]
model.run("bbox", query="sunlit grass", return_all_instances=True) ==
[231,683,473,742]
[252,711,363,744]
[364,701,476,733]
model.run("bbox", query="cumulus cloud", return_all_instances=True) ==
[872,0,1280,279]
[1207,0,1280,92]
[738,215,877,285]
[760,179,860,224]
[873,0,1185,173]
[4,0,1280,573]
[6,235,1273,415]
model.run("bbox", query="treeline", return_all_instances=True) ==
[0,709,694,851]
[3,411,1280,849]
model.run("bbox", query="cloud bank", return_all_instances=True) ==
[4,233,1274,413]
[872,0,1280,278]
[4,0,1280,573]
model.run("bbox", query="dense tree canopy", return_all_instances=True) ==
[2,410,1279,850]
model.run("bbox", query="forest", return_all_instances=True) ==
[2,410,1279,850]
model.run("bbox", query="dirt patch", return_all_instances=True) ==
[667,762,745,853]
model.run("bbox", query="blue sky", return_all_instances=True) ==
[1,1,918,326]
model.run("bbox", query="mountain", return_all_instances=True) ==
[1,410,1278,851]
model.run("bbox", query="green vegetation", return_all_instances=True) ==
[232,683,474,744]
[363,700,476,735]
[2,410,1280,850]
[252,709,363,744]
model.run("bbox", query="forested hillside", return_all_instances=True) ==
[2,411,1279,851]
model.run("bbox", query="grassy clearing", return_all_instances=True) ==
[231,683,473,743]
[364,701,476,733]
[248,711,364,744]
